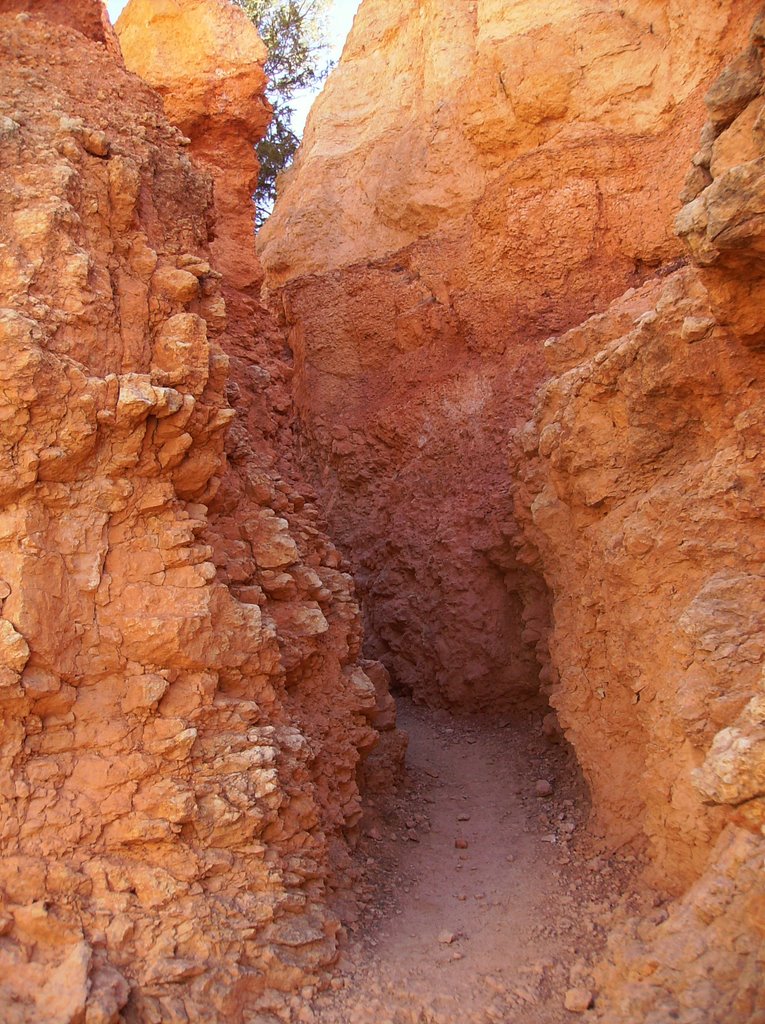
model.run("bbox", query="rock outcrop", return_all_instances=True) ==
[258,0,760,710]
[0,4,398,1021]
[117,0,406,817]
[256,1,764,1017]
[510,20,765,1019]
[0,0,121,52]
[117,0,270,293]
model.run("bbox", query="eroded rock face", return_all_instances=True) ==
[0,0,121,51]
[118,0,271,292]
[258,0,759,709]
[510,265,764,885]
[116,0,405,837]
[0,5,393,1020]
[510,20,765,1018]
[677,9,765,352]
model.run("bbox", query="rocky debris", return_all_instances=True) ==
[257,0,759,712]
[0,2,400,1021]
[510,16,765,1020]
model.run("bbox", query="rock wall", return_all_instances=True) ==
[117,0,270,293]
[258,0,759,710]
[510,21,765,1019]
[0,0,121,51]
[255,2,765,1015]
[0,4,397,1021]
[510,262,764,884]
[3,1,763,1020]
[117,0,406,814]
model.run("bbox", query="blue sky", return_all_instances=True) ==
[105,0,360,134]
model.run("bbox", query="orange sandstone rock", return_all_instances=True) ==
[0,0,121,52]
[0,3,397,1021]
[116,0,405,833]
[511,17,765,1018]
[511,264,764,885]
[510,5,765,890]
[258,0,759,711]
[118,0,271,292]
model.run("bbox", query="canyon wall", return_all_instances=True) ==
[117,0,406,810]
[258,2,765,1017]
[117,0,270,293]
[258,0,760,710]
[510,22,765,1021]
[0,3,398,1021]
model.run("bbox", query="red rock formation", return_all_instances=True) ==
[510,19,765,1018]
[117,0,271,293]
[4,0,762,1020]
[116,0,405,816]
[0,3,399,1021]
[510,263,764,884]
[254,1,764,1016]
[0,0,120,51]
[258,0,759,711]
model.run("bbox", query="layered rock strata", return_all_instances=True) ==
[259,0,760,709]
[117,0,406,819]
[0,3,395,1021]
[511,22,765,1019]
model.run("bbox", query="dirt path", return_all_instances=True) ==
[308,700,646,1024]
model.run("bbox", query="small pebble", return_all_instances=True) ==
[564,988,593,1013]
[535,779,554,797]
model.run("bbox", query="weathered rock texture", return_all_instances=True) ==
[259,0,760,710]
[0,0,121,52]
[0,3,398,1021]
[257,1,764,1017]
[511,20,765,1020]
[117,0,406,806]
[117,0,270,293]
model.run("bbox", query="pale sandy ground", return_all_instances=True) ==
[308,700,650,1024]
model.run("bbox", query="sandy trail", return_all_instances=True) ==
[310,700,642,1024]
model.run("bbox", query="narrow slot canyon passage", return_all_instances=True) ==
[309,700,642,1024]
[1,3,763,1024]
